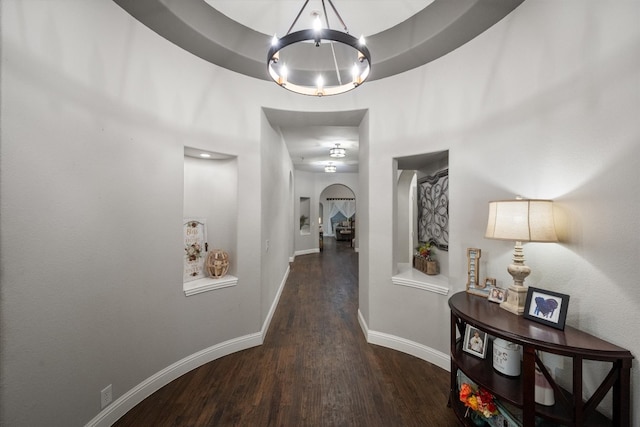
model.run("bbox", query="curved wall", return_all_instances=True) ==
[1,1,639,425]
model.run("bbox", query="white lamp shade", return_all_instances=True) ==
[485,200,558,242]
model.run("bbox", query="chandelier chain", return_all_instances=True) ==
[286,0,310,35]
[327,0,349,33]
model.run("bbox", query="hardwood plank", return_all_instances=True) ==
[114,238,460,426]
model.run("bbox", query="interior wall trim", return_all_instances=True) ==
[261,265,290,339]
[85,266,291,427]
[294,248,320,256]
[357,309,450,372]
[85,332,263,427]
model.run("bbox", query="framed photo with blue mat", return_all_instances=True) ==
[523,287,569,330]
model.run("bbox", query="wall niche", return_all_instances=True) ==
[299,197,311,235]
[393,150,449,294]
[183,147,238,296]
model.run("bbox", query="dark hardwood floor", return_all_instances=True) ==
[114,238,460,426]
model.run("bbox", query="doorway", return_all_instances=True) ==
[320,184,356,251]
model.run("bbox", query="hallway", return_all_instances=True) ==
[114,238,459,426]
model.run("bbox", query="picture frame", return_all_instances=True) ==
[523,287,570,330]
[183,218,207,283]
[463,325,488,359]
[487,287,506,303]
[484,277,496,288]
[466,248,488,296]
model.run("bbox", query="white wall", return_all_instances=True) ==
[1,1,265,425]
[362,0,640,419]
[260,113,295,319]
[1,1,639,425]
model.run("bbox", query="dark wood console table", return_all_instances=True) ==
[448,291,633,426]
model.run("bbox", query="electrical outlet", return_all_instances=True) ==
[101,384,112,409]
[265,239,269,251]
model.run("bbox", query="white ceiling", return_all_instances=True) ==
[114,0,525,174]
[264,108,364,173]
[205,0,434,38]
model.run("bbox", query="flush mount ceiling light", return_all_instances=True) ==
[267,0,372,96]
[325,163,337,173]
[329,144,346,158]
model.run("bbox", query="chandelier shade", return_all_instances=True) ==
[267,1,372,96]
[325,164,337,173]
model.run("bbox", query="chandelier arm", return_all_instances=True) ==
[286,0,310,35]
[327,0,349,33]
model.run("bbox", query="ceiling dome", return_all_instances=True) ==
[113,0,524,82]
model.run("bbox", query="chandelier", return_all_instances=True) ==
[325,163,337,173]
[267,0,372,96]
[330,144,346,157]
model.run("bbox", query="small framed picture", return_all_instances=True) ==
[524,287,570,330]
[484,277,496,288]
[463,324,488,359]
[467,249,490,297]
[487,287,506,303]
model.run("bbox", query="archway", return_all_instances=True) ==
[319,184,356,248]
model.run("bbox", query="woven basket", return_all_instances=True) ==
[413,256,438,275]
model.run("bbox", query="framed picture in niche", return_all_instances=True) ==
[183,218,207,283]
[417,168,449,251]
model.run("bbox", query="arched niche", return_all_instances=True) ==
[392,150,449,294]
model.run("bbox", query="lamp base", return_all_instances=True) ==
[500,284,527,315]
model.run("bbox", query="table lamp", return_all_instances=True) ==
[485,199,558,315]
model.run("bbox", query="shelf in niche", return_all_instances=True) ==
[183,275,238,297]
[392,263,449,295]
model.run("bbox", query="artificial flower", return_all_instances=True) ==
[459,382,498,419]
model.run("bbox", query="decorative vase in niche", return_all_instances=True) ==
[206,250,229,279]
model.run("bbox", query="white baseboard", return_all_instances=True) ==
[84,333,262,427]
[261,265,289,339]
[357,309,450,372]
[294,248,320,256]
[86,266,290,427]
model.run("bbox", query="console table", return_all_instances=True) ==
[448,291,633,426]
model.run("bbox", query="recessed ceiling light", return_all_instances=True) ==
[200,153,211,158]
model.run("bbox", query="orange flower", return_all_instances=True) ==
[459,383,473,401]
[459,382,499,419]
